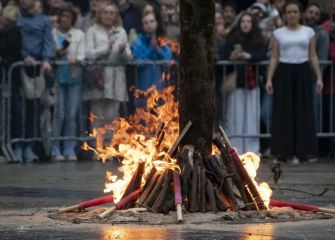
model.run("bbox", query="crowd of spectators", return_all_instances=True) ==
[0,0,334,164]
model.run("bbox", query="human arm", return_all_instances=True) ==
[85,27,109,59]
[75,31,86,62]
[309,36,323,93]
[41,17,54,72]
[112,28,132,60]
[131,35,156,60]
[265,37,279,94]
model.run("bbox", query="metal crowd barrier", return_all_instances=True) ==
[2,60,334,162]
[3,60,174,162]
[216,60,335,141]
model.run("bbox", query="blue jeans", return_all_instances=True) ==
[51,84,81,157]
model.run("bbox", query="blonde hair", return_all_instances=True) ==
[96,2,122,27]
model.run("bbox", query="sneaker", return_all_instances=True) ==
[13,146,23,163]
[51,155,66,161]
[23,146,39,163]
[287,157,300,165]
[66,155,78,161]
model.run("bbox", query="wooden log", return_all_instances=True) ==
[206,152,240,211]
[137,171,160,204]
[207,180,217,213]
[121,162,145,199]
[154,122,165,153]
[161,192,175,215]
[166,120,193,158]
[189,167,199,212]
[181,160,192,205]
[142,168,157,192]
[152,170,173,212]
[201,168,207,213]
[213,137,255,211]
[194,152,206,169]
[218,127,267,210]
[213,155,252,211]
[144,170,167,207]
[214,188,228,211]
[197,167,203,212]
[120,162,145,209]
[229,148,267,210]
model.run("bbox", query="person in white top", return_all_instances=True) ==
[265,0,323,164]
[84,2,132,138]
[51,4,85,161]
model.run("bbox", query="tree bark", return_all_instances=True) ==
[179,0,215,155]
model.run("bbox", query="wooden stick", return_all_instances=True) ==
[137,171,159,204]
[201,168,207,213]
[58,195,114,213]
[219,126,232,149]
[212,154,252,211]
[218,127,266,210]
[213,137,256,211]
[99,189,142,219]
[173,170,183,223]
[121,162,145,199]
[209,154,240,211]
[167,120,192,157]
[121,162,145,209]
[207,180,217,213]
[214,188,228,211]
[152,169,173,212]
[190,166,199,212]
[144,170,167,207]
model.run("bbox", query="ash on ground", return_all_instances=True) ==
[48,207,333,225]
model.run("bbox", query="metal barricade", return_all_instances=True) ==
[0,65,8,159]
[3,59,335,161]
[4,60,174,162]
[215,60,335,153]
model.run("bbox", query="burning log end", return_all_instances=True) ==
[218,126,232,150]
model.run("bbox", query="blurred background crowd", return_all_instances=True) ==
[0,0,334,164]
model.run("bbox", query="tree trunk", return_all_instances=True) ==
[179,0,215,155]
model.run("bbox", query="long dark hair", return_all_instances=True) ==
[140,1,166,37]
[233,13,264,46]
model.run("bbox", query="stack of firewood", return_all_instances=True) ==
[97,124,267,221]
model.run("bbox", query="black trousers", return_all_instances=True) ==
[271,62,318,159]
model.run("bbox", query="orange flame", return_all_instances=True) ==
[158,37,180,55]
[239,152,273,208]
[86,85,179,202]
[86,71,272,207]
